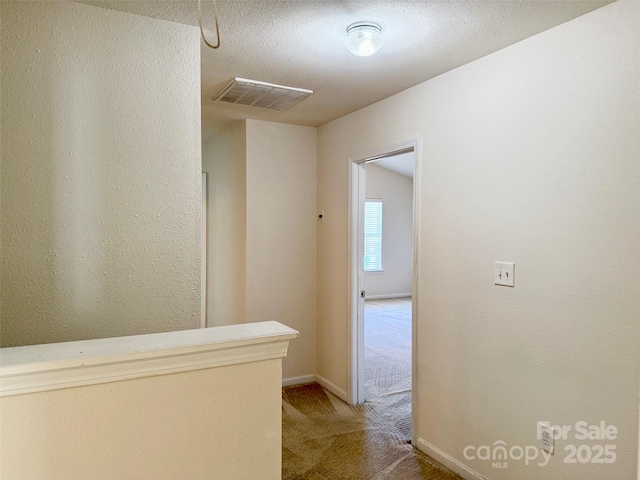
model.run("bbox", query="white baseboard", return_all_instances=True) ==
[282,375,316,387]
[315,374,348,403]
[365,293,412,300]
[415,437,488,480]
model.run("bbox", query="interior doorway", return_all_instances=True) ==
[348,139,420,444]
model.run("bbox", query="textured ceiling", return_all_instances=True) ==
[77,0,609,137]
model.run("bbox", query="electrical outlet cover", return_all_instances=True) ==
[537,422,555,454]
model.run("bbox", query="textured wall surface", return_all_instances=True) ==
[245,119,317,381]
[364,163,413,297]
[317,2,639,478]
[0,2,202,346]
[0,359,283,480]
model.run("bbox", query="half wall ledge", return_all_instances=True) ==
[0,321,299,397]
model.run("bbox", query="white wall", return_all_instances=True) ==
[317,2,639,479]
[245,120,317,381]
[202,121,247,327]
[0,2,202,347]
[203,120,317,381]
[0,359,283,480]
[364,163,413,298]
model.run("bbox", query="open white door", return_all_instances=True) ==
[348,138,421,446]
[348,161,367,404]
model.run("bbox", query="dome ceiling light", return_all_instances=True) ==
[345,21,384,57]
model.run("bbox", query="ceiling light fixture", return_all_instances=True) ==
[345,22,384,57]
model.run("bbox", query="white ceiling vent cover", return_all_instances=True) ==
[214,78,313,111]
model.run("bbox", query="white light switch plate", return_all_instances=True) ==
[494,262,514,287]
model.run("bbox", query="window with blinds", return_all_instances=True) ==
[364,199,383,272]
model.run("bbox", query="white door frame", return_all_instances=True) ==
[347,137,421,443]
[201,172,207,328]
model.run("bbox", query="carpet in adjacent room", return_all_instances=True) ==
[282,298,461,479]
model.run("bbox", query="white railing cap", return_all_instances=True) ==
[1,321,298,396]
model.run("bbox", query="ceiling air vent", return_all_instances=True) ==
[214,78,312,111]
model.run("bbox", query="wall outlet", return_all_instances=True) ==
[537,422,555,454]
[494,262,514,287]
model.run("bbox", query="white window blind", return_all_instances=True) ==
[364,199,383,271]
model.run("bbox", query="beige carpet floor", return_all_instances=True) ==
[282,298,461,480]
